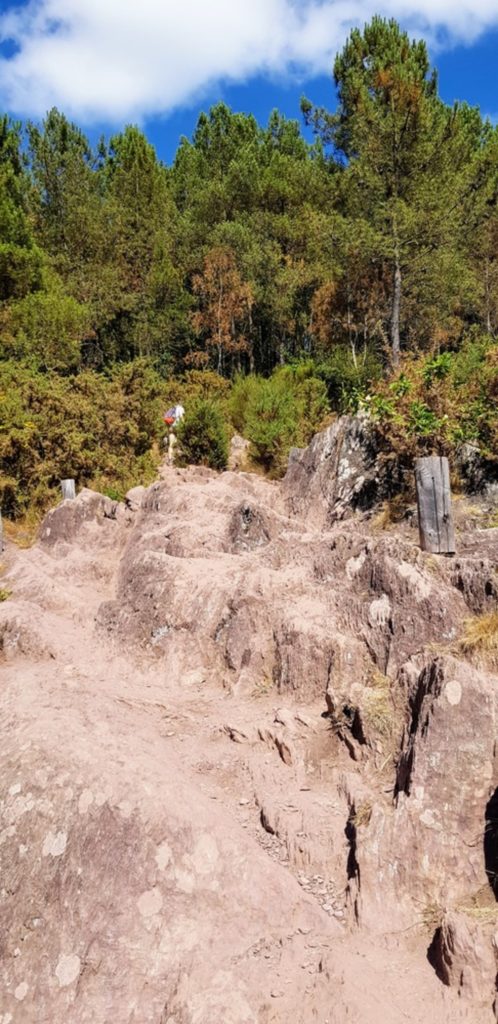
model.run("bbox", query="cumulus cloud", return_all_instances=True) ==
[0,0,497,123]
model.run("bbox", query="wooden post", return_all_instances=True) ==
[61,479,76,501]
[415,456,455,554]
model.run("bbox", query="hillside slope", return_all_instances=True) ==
[1,419,498,1023]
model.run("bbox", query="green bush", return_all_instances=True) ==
[0,358,167,518]
[316,346,383,412]
[244,377,297,476]
[175,399,229,470]
[228,373,260,434]
[3,287,90,371]
[363,333,498,461]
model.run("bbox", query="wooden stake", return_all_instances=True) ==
[415,456,455,554]
[61,479,76,501]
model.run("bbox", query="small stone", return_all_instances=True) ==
[271,990,284,998]
[239,798,250,806]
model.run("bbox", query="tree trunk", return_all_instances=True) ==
[485,258,492,334]
[390,247,402,368]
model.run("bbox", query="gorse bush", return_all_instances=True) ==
[0,358,167,517]
[175,399,229,470]
[229,362,329,476]
[244,377,297,476]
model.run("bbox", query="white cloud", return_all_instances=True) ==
[0,0,497,123]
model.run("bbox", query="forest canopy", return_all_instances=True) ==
[1,16,498,516]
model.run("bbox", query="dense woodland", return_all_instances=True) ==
[1,17,498,520]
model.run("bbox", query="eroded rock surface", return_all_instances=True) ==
[2,426,498,1023]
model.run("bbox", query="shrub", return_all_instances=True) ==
[362,333,498,464]
[316,346,383,412]
[244,377,296,476]
[228,373,261,434]
[175,399,229,470]
[0,358,167,518]
[3,287,90,371]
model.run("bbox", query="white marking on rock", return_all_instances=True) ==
[397,562,431,601]
[14,982,28,1001]
[155,840,172,871]
[338,459,352,481]
[55,954,81,987]
[42,830,67,857]
[368,594,391,628]
[138,888,163,917]
[9,783,21,796]
[175,869,195,894]
[190,833,220,875]
[444,679,462,706]
[78,789,94,814]
[420,809,441,831]
[346,552,366,580]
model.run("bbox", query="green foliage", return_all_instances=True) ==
[364,333,498,459]
[316,346,383,412]
[229,374,261,434]
[3,285,89,370]
[234,362,329,475]
[175,369,231,406]
[0,359,167,517]
[1,21,498,515]
[175,399,229,470]
[244,377,297,475]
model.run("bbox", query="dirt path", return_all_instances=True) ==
[0,470,493,1023]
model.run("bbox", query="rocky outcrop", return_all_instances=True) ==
[283,413,403,526]
[2,421,498,1023]
[284,415,498,530]
[39,487,132,552]
[429,912,497,1008]
[455,442,498,495]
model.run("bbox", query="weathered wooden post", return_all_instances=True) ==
[415,456,455,554]
[61,479,76,501]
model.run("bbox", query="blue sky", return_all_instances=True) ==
[1,0,498,165]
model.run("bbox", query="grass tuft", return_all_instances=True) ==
[352,801,372,827]
[362,671,396,739]
[457,612,498,666]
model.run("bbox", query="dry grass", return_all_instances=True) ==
[371,495,411,532]
[456,886,498,924]
[456,612,498,667]
[485,509,498,529]
[362,671,396,739]
[251,674,274,699]
[418,887,498,933]
[418,898,444,933]
[3,515,40,549]
[352,801,372,828]
[0,587,12,602]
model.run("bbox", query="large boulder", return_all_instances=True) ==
[429,911,497,1008]
[283,413,402,526]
